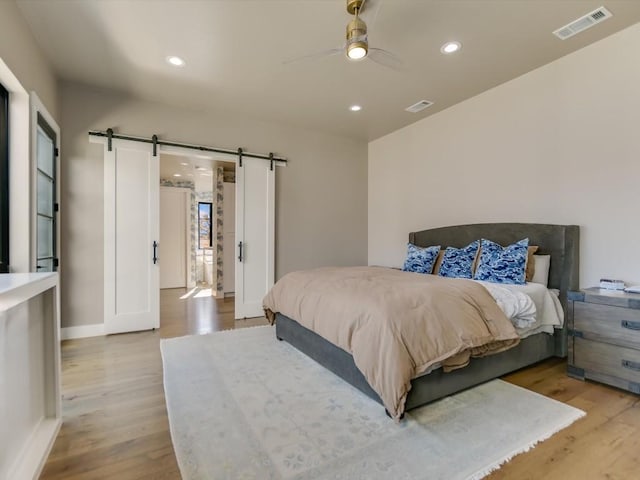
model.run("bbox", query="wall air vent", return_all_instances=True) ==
[405,100,433,113]
[553,6,612,40]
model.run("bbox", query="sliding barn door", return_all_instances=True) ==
[104,139,159,334]
[235,157,275,319]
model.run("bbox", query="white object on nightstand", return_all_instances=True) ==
[599,278,625,290]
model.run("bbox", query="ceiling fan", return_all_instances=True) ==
[284,0,402,69]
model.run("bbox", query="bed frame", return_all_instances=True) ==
[275,223,580,414]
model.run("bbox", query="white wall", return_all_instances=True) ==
[369,23,640,288]
[159,186,190,289]
[60,82,367,328]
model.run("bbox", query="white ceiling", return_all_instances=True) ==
[16,0,640,141]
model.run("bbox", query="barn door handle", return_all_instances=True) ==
[153,241,158,264]
[238,241,243,262]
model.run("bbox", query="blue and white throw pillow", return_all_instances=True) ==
[402,243,440,274]
[438,240,480,279]
[474,238,529,285]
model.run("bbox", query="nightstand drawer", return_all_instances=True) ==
[574,302,640,349]
[574,337,640,385]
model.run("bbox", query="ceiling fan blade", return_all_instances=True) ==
[283,47,344,65]
[367,47,403,70]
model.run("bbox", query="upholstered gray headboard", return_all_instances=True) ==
[409,223,580,356]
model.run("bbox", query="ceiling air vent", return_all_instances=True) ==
[405,100,433,113]
[553,6,612,40]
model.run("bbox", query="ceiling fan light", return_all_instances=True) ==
[346,14,368,60]
[347,42,368,60]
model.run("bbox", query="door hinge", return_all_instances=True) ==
[54,147,59,157]
[54,203,59,212]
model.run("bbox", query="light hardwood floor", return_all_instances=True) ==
[40,288,267,480]
[41,288,639,479]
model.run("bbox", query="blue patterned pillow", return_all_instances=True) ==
[437,240,480,279]
[474,238,529,285]
[402,243,440,274]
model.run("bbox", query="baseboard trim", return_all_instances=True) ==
[8,417,61,480]
[61,323,105,340]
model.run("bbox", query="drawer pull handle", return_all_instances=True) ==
[621,320,640,331]
[622,360,640,372]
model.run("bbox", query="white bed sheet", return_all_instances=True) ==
[474,280,564,338]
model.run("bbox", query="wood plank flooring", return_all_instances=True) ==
[41,288,639,479]
[40,288,266,480]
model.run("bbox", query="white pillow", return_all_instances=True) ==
[530,254,551,287]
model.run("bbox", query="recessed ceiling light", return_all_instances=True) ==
[349,105,362,112]
[173,173,182,177]
[440,41,461,54]
[180,162,188,166]
[166,56,186,67]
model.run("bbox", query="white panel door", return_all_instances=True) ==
[235,158,274,318]
[160,187,188,289]
[223,181,235,294]
[104,139,159,334]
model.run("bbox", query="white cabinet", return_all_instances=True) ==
[0,273,61,480]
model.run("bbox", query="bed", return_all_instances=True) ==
[268,223,579,419]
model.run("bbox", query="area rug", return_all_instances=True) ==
[160,326,584,480]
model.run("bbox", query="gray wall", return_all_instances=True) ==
[59,81,368,328]
[0,1,58,117]
[0,1,58,275]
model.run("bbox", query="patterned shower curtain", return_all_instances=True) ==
[215,166,224,296]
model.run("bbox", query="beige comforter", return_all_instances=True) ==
[263,266,520,420]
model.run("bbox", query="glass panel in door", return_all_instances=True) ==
[36,117,57,272]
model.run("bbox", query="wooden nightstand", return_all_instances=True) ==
[567,288,640,394]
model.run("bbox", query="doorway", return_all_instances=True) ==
[32,94,61,274]
[98,136,276,335]
[159,153,236,293]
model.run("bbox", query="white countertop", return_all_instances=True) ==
[0,272,58,311]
